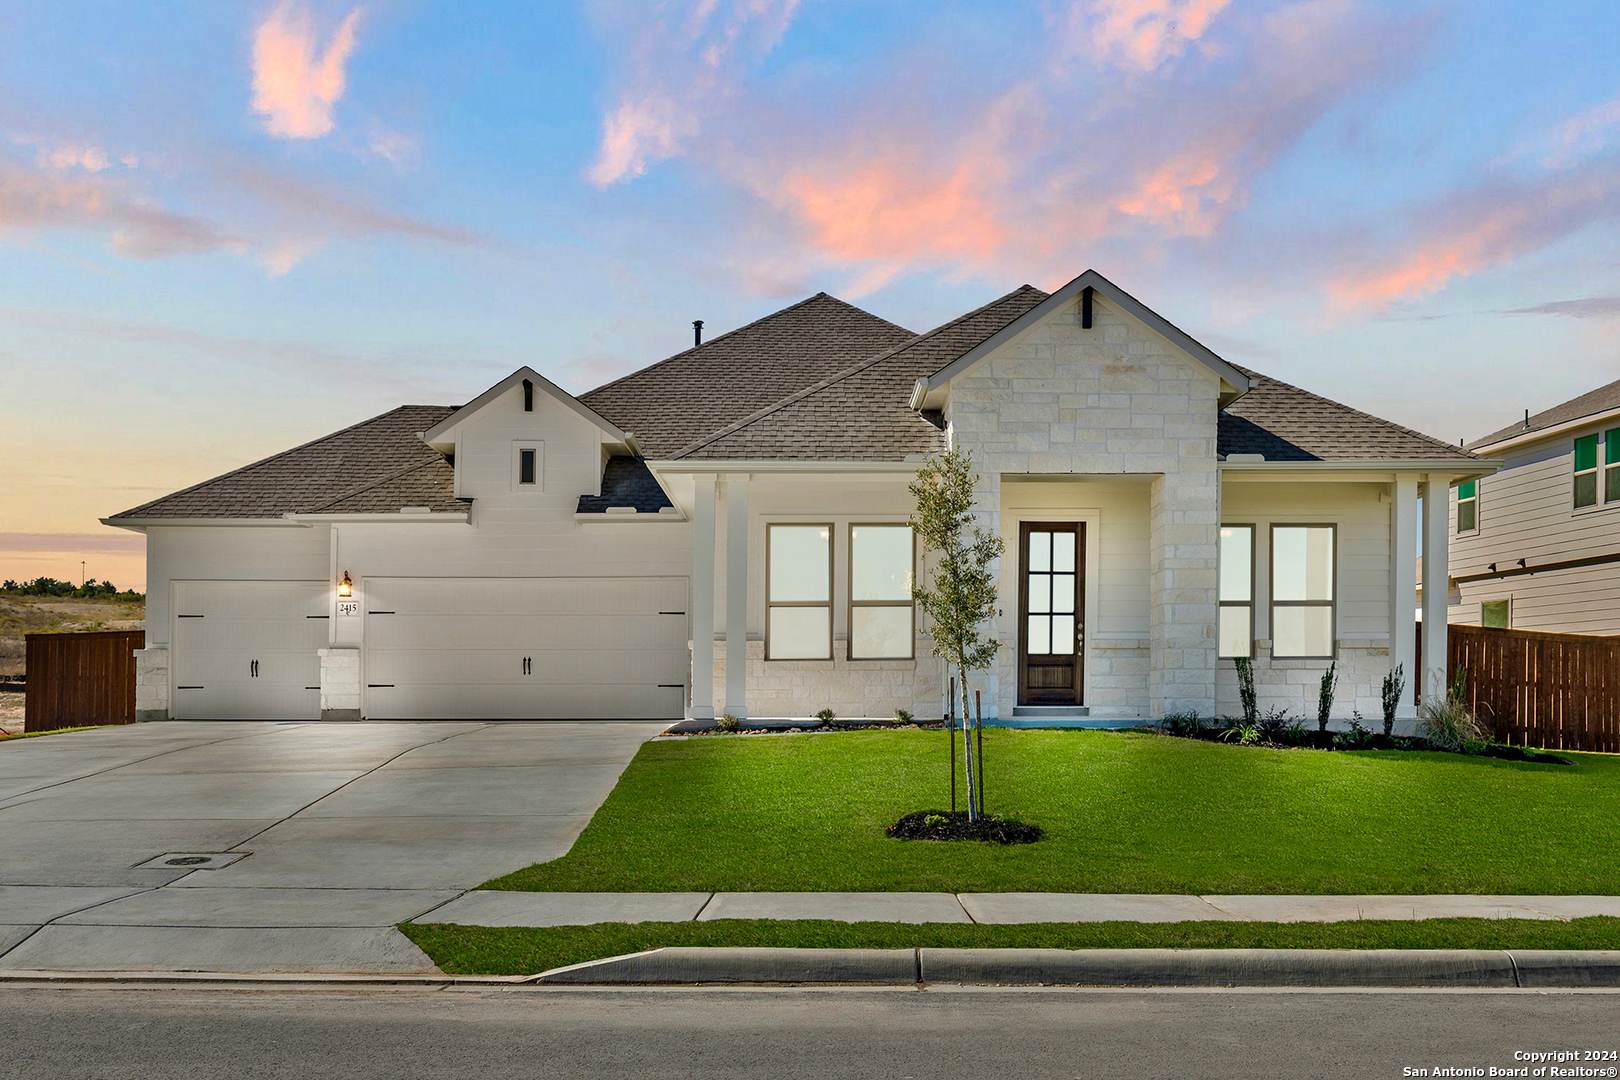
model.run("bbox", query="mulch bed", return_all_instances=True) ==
[886,810,1043,845]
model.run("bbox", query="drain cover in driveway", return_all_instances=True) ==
[133,852,249,870]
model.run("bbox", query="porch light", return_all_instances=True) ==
[338,572,353,598]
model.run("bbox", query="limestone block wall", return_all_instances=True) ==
[1215,642,1414,735]
[1087,640,1151,716]
[134,646,168,722]
[709,640,946,720]
[319,647,361,721]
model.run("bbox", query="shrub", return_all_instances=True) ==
[814,707,837,724]
[1419,671,1487,751]
[893,708,913,725]
[1316,661,1338,733]
[1162,711,1203,737]
[1258,706,1294,743]
[1234,656,1258,726]
[1338,713,1377,750]
[716,713,740,733]
[1381,663,1405,737]
[1220,719,1262,746]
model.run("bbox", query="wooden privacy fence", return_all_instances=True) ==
[1448,624,1620,753]
[24,630,144,733]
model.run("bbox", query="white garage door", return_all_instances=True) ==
[171,581,327,720]
[363,577,689,720]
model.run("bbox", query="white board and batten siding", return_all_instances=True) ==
[1451,431,1620,635]
[170,580,328,720]
[362,576,689,719]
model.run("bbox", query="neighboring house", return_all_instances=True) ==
[1449,378,1620,635]
[105,270,1489,729]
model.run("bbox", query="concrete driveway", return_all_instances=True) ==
[0,721,665,973]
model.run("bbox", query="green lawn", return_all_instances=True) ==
[404,918,1620,976]
[484,728,1620,895]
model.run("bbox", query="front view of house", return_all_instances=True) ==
[107,271,1491,729]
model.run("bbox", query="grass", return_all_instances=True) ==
[402,917,1620,976]
[0,594,145,680]
[0,724,117,741]
[484,728,1620,895]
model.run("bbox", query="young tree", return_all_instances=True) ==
[910,447,1005,822]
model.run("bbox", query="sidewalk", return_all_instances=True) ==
[421,891,1620,927]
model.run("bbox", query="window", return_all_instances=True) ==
[1271,524,1335,659]
[766,524,832,660]
[1481,599,1509,628]
[1608,429,1620,503]
[1456,480,1477,533]
[511,442,543,491]
[1218,525,1254,659]
[848,524,914,659]
[519,449,536,485]
[1575,434,1598,508]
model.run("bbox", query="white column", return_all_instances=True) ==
[1420,474,1451,706]
[724,474,749,719]
[1390,478,1419,722]
[689,475,716,719]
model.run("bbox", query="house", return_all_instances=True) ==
[1448,378,1620,635]
[104,270,1490,729]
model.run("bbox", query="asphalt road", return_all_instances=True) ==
[5,985,1619,1079]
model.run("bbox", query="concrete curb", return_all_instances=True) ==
[0,970,530,986]
[532,947,1620,988]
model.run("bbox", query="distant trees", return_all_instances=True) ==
[0,577,143,600]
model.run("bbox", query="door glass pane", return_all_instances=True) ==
[1051,615,1075,655]
[1028,532,1050,572]
[768,526,830,602]
[1050,574,1075,614]
[1051,531,1076,572]
[1028,575,1051,615]
[851,606,911,658]
[768,606,830,659]
[1273,606,1333,658]
[1273,526,1333,601]
[1027,615,1051,655]
[1218,606,1251,658]
[850,525,913,601]
[1219,526,1252,602]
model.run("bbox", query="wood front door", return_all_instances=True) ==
[1017,522,1084,706]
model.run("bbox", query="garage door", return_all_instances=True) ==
[171,581,327,720]
[363,577,689,719]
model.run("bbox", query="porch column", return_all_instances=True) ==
[1389,477,1419,722]
[689,475,716,719]
[1419,474,1451,705]
[724,474,749,719]
[1148,471,1220,719]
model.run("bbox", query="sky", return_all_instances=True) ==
[3,0,1619,593]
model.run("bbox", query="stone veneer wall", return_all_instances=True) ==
[1215,642,1413,734]
[1087,639,1151,716]
[949,295,1221,718]
[709,640,946,719]
[319,647,361,721]
[133,646,168,721]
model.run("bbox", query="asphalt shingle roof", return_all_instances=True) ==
[674,286,1049,461]
[1219,365,1478,462]
[1470,376,1620,449]
[576,457,675,513]
[109,405,461,519]
[578,292,915,459]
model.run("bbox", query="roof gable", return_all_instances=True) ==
[422,367,625,452]
[919,269,1252,404]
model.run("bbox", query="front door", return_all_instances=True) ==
[1018,522,1083,706]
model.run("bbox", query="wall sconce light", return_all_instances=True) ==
[338,572,353,598]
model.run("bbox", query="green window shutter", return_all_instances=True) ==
[1574,434,1599,472]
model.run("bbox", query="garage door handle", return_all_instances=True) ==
[250,660,259,678]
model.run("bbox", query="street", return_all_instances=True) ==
[4,985,1618,1079]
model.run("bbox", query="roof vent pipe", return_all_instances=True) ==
[693,320,704,347]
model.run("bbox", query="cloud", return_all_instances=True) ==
[1497,295,1620,319]
[0,532,145,555]
[251,3,363,139]
[1080,0,1234,71]
[585,0,801,186]
[1545,95,1620,169]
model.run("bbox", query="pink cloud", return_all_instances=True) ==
[1082,0,1234,71]
[0,156,236,258]
[251,3,363,139]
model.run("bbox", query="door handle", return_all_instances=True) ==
[250,659,259,678]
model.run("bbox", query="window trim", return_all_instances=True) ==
[1575,433,1599,509]
[510,441,544,492]
[1218,522,1255,660]
[765,522,834,661]
[846,522,916,661]
[1269,522,1338,661]
[1456,479,1478,534]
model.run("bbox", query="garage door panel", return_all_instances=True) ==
[171,581,326,721]
[363,576,688,720]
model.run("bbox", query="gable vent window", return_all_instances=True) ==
[511,443,544,491]
[519,450,536,485]
[1574,434,1598,509]
[1456,480,1477,533]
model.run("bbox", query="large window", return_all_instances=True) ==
[1456,480,1477,533]
[766,524,832,660]
[1271,524,1335,659]
[1218,525,1254,659]
[848,524,915,659]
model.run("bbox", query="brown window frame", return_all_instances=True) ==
[765,522,834,662]
[1218,523,1255,660]
[846,522,916,661]
[1269,522,1338,661]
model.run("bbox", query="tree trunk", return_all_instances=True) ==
[961,667,979,823]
